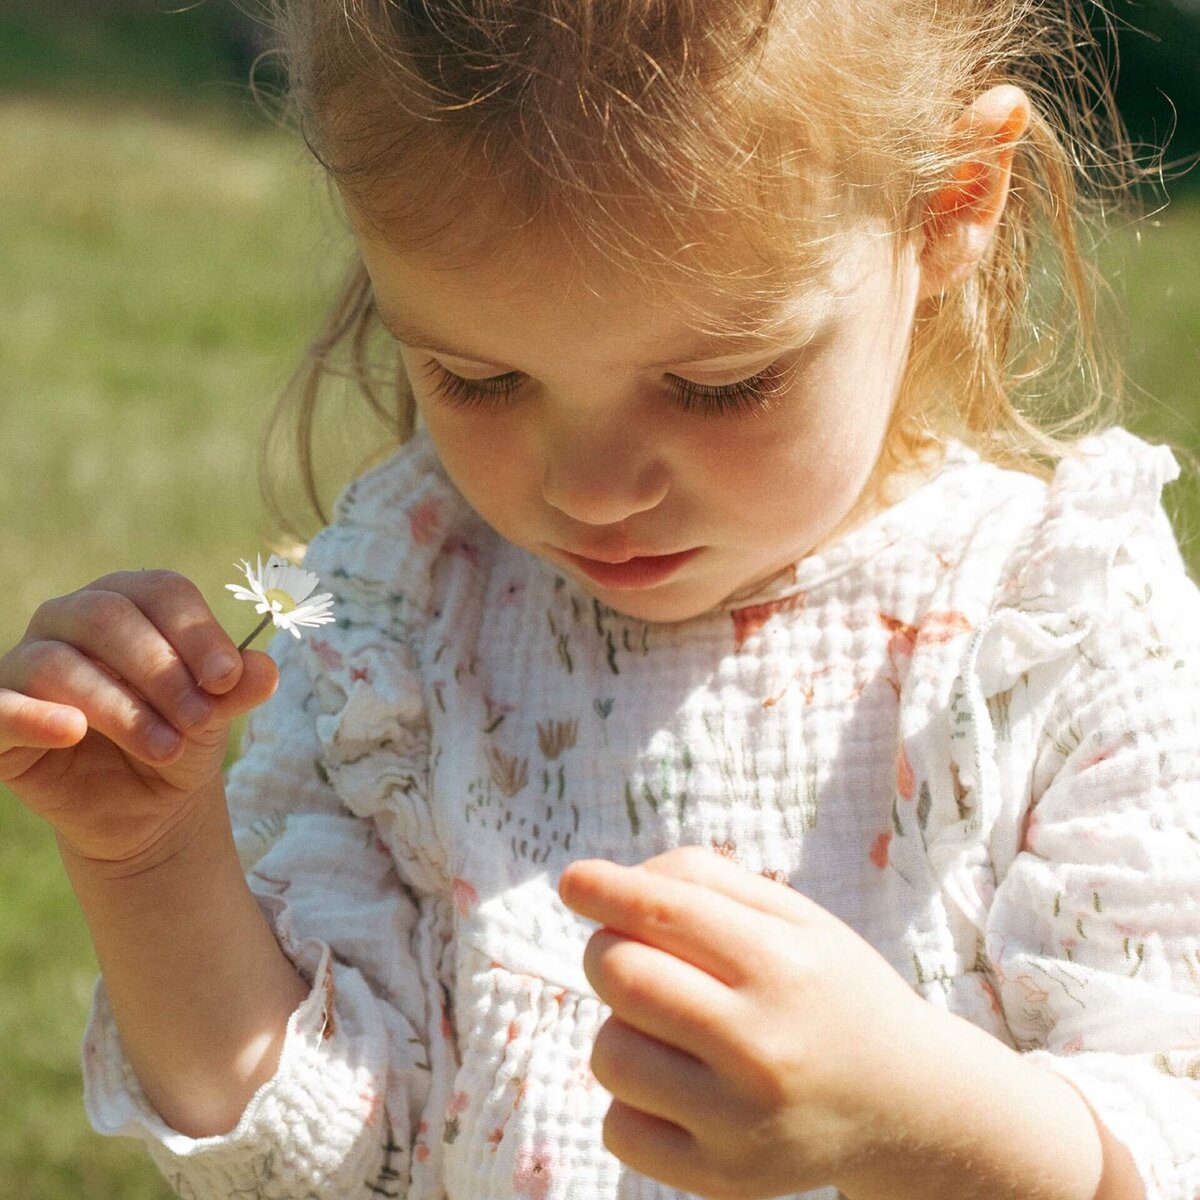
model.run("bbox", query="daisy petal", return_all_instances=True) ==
[226,552,336,648]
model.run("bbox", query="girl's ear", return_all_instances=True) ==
[917,85,1031,300]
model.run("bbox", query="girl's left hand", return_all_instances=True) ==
[558,845,947,1200]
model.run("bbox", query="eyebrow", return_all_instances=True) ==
[375,303,831,368]
[377,316,505,363]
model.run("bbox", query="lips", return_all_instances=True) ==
[557,547,702,590]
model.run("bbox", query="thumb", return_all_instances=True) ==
[207,649,279,723]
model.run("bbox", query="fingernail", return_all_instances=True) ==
[147,723,181,759]
[178,692,214,729]
[202,651,240,684]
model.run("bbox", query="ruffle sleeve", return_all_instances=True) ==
[79,432,472,1199]
[925,430,1200,1197]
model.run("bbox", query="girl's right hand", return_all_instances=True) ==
[0,570,278,868]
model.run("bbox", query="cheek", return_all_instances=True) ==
[690,376,888,532]
[419,408,534,514]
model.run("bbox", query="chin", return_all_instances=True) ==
[577,581,720,626]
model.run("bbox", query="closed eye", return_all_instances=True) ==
[419,358,793,417]
[664,361,793,416]
[420,361,523,408]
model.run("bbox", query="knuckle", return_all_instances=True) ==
[140,638,184,679]
[640,893,683,937]
[729,1026,799,1109]
[609,962,654,1010]
[73,590,134,640]
[28,592,70,630]
[20,639,74,684]
[87,570,141,592]
[140,569,201,607]
[587,939,648,1008]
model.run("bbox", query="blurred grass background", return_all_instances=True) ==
[0,3,1197,1197]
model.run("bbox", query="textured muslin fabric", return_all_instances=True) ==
[81,428,1200,1199]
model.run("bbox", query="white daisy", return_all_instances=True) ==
[227,553,336,646]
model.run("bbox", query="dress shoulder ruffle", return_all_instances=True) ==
[916,429,1181,932]
[296,430,483,894]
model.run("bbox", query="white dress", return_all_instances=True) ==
[82,428,1200,1199]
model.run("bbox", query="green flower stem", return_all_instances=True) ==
[237,613,274,652]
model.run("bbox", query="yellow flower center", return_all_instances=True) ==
[264,587,298,613]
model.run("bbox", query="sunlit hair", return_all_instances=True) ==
[250,0,1160,535]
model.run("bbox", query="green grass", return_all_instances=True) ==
[0,96,349,1199]
[0,91,1198,1199]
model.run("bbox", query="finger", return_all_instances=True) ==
[636,844,810,922]
[601,1101,698,1192]
[584,928,736,1061]
[81,570,244,694]
[0,688,87,754]
[29,585,220,737]
[561,858,777,986]
[204,650,278,723]
[8,640,185,763]
[591,1015,718,1133]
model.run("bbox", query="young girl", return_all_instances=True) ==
[2,1,1198,1197]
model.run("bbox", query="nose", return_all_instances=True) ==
[540,421,670,527]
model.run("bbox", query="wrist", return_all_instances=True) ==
[59,774,311,1138]
[836,1006,1108,1200]
[56,771,228,881]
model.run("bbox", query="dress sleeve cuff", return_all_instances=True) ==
[1024,1048,1200,1200]
[80,921,388,1198]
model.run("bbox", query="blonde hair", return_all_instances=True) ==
[252,0,1157,535]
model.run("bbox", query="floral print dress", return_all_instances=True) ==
[82,428,1200,1199]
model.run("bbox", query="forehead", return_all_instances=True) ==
[351,204,900,362]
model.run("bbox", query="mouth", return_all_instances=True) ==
[556,547,702,590]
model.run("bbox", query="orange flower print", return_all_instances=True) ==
[869,831,891,869]
[731,592,806,651]
[917,610,972,646]
[895,743,915,801]
[879,613,920,660]
[513,1144,555,1200]
[879,610,972,693]
[452,877,480,917]
[358,1084,383,1127]
[407,496,443,545]
[415,1120,431,1163]
[307,636,344,672]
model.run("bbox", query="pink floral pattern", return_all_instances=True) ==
[512,1144,555,1200]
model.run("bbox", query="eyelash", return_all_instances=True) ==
[419,359,790,418]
